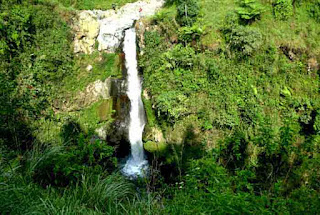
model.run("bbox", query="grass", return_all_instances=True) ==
[200,0,320,57]
[0,171,136,214]
[0,145,162,214]
[200,0,236,45]
[60,52,122,94]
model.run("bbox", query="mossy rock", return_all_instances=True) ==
[143,97,156,127]
[144,141,167,153]
[98,99,113,121]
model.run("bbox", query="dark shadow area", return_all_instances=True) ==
[220,129,248,172]
[60,119,82,145]
[147,124,206,184]
[33,119,117,187]
[299,109,317,136]
[0,115,34,152]
[0,88,35,152]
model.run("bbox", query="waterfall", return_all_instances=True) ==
[122,28,148,177]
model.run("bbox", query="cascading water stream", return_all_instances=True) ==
[122,28,148,177]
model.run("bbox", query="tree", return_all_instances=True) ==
[176,0,200,26]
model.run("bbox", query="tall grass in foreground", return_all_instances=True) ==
[0,170,140,214]
[35,174,134,215]
[0,145,162,214]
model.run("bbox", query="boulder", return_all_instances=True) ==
[74,11,100,54]
[73,0,165,54]
[84,79,111,100]
[308,58,319,72]
[86,64,93,71]
[144,141,167,153]
[96,0,164,52]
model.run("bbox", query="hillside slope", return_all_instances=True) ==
[0,0,320,214]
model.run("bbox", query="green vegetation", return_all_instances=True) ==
[308,0,320,22]
[139,0,320,213]
[176,0,200,26]
[55,0,136,10]
[273,0,293,20]
[236,0,265,23]
[60,52,122,94]
[1,0,320,214]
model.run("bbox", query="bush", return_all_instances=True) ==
[273,0,293,20]
[308,0,320,22]
[222,12,263,57]
[226,25,263,56]
[33,131,116,186]
[221,12,240,36]
[155,90,189,122]
[220,129,249,170]
[236,0,265,23]
[314,110,320,134]
[185,158,231,192]
[178,24,204,43]
[0,0,73,151]
[162,44,196,70]
[176,0,200,26]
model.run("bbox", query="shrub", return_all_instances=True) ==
[221,12,240,36]
[33,131,116,186]
[0,3,35,59]
[226,25,263,56]
[206,59,220,82]
[314,110,320,134]
[236,0,265,23]
[220,129,249,170]
[0,0,73,151]
[185,158,231,192]
[273,0,293,20]
[155,90,189,122]
[178,24,204,43]
[144,31,162,49]
[176,0,200,26]
[162,44,196,70]
[308,0,320,22]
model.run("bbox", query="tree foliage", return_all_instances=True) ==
[273,0,293,20]
[308,0,320,22]
[236,0,265,23]
[176,0,200,26]
[0,0,73,150]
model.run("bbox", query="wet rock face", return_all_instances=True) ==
[94,79,130,148]
[73,0,165,54]
[106,94,131,158]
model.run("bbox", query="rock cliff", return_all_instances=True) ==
[73,0,164,54]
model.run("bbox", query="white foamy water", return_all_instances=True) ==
[122,28,148,178]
